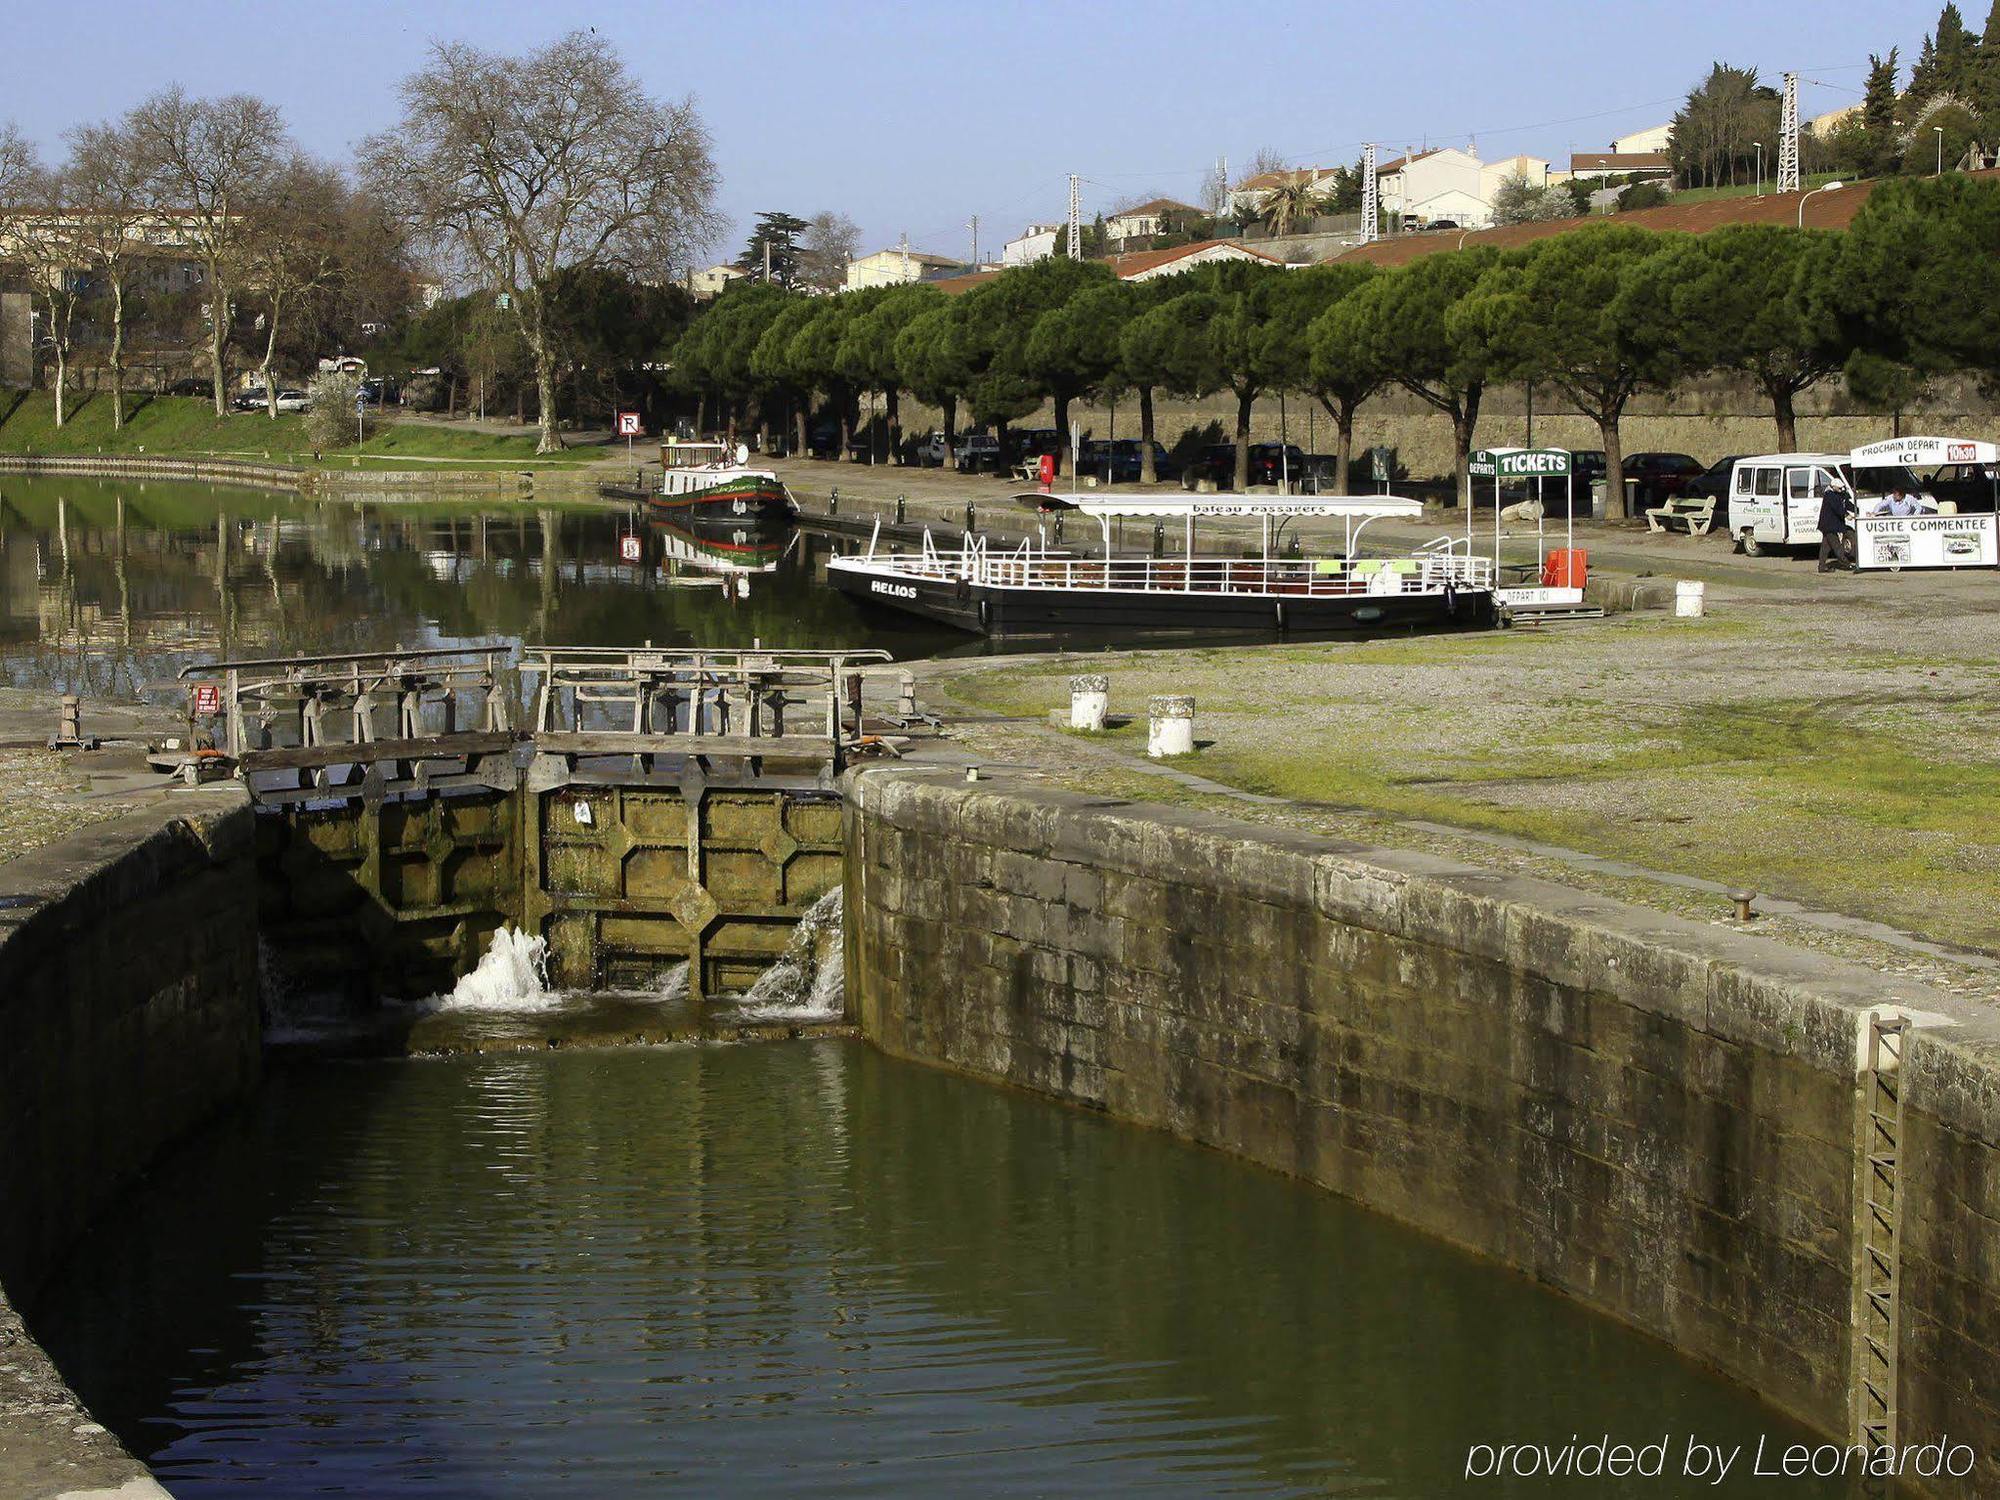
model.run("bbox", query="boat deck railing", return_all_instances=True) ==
[838,549,1495,596]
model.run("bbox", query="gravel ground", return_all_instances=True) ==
[0,689,179,869]
[917,551,2000,996]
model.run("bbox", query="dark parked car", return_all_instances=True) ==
[805,419,841,458]
[1923,462,2000,513]
[1011,428,1065,463]
[1080,438,1173,483]
[954,433,1004,474]
[1621,451,1705,509]
[165,377,210,397]
[1680,454,1750,528]
[1181,442,1308,490]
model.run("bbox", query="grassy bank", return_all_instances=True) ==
[935,609,2000,955]
[0,390,603,467]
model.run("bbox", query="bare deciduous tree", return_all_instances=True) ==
[0,122,37,204]
[127,88,290,414]
[244,157,347,417]
[361,31,720,452]
[799,211,860,293]
[5,150,92,427]
[64,119,155,427]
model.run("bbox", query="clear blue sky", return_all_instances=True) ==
[6,0,1946,264]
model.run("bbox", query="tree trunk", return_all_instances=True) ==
[1138,386,1157,484]
[1330,401,1355,496]
[793,402,807,458]
[1451,401,1481,512]
[837,406,852,462]
[259,304,281,419]
[1233,390,1254,490]
[532,347,562,453]
[109,279,126,430]
[942,396,957,465]
[696,392,709,435]
[1053,392,1071,475]
[885,387,901,463]
[1598,415,1628,520]
[1769,382,1799,453]
[52,341,66,428]
[208,264,229,417]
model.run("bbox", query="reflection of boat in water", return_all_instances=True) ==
[650,505,794,578]
[651,439,794,524]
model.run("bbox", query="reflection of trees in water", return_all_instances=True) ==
[0,479,938,699]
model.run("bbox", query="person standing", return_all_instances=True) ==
[1818,479,1857,571]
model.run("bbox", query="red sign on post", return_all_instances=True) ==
[616,410,642,437]
[191,683,222,717]
[619,534,643,563]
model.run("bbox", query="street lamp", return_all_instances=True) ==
[1754,142,1764,196]
[1798,180,1845,227]
[1936,126,1946,176]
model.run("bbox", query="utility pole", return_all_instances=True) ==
[899,232,910,282]
[1067,174,1081,260]
[1360,143,1378,245]
[968,214,979,267]
[1777,72,1801,194]
[762,237,771,283]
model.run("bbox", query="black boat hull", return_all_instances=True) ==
[828,564,1496,637]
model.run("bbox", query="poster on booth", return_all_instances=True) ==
[1856,512,1998,570]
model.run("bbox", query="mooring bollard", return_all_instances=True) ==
[1676,579,1705,618]
[1069,674,1109,731]
[895,493,906,524]
[48,692,97,750]
[1151,521,1166,559]
[828,487,839,515]
[1147,695,1194,758]
[965,502,977,534]
[896,671,918,720]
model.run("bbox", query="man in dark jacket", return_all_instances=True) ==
[1817,480,1857,571]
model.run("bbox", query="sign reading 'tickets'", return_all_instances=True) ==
[1469,448,1572,480]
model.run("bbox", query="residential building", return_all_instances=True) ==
[1377,147,1488,227]
[1477,154,1553,205]
[1002,224,1062,267]
[843,246,967,290]
[1612,124,1675,156]
[1103,238,1284,281]
[1808,104,1861,136]
[689,263,748,300]
[1105,198,1201,243]
[1567,151,1674,183]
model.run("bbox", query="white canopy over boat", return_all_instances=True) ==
[1061,494,1423,521]
[1851,436,2000,467]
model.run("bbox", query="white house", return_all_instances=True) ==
[1377,148,1488,227]
[1105,198,1200,243]
[1612,123,1674,156]
[1002,224,1062,267]
[1477,154,1552,206]
[689,263,747,300]
[844,246,966,290]
[1103,239,1284,282]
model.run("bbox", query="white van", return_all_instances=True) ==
[1727,453,1931,555]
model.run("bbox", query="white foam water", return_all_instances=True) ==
[435,925,560,1012]
[736,887,845,1021]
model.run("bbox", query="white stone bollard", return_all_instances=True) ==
[1147,695,1195,758]
[1069,673,1109,732]
[1675,579,1706,618]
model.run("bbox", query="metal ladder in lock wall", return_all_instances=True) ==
[1856,1014,1909,1459]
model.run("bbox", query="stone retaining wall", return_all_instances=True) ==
[843,769,2000,1496]
[0,789,261,1498]
[0,453,307,492]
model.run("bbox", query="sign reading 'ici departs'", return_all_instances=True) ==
[1469,447,1573,479]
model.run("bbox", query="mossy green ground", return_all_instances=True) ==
[939,614,2000,954]
[0,390,600,467]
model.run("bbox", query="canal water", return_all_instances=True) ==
[31,1040,1868,1498]
[0,476,960,698]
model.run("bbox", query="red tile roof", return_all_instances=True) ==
[1377,149,1441,175]
[1571,151,1672,172]
[1113,197,1200,218]
[1103,239,1284,277]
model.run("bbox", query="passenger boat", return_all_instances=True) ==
[652,439,794,524]
[826,494,1497,637]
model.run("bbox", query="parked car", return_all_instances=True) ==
[1079,438,1173,484]
[1922,461,2000,513]
[954,433,1004,474]
[913,431,952,467]
[1010,428,1065,464]
[273,389,310,413]
[1180,442,1308,490]
[1621,451,1705,509]
[230,387,268,412]
[1680,453,1751,529]
[805,419,841,459]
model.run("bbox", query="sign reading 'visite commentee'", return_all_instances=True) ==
[1469,448,1571,479]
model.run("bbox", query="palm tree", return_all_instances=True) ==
[1258,178,1326,236]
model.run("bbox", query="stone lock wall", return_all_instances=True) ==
[0,789,261,1498]
[843,769,2000,1496]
